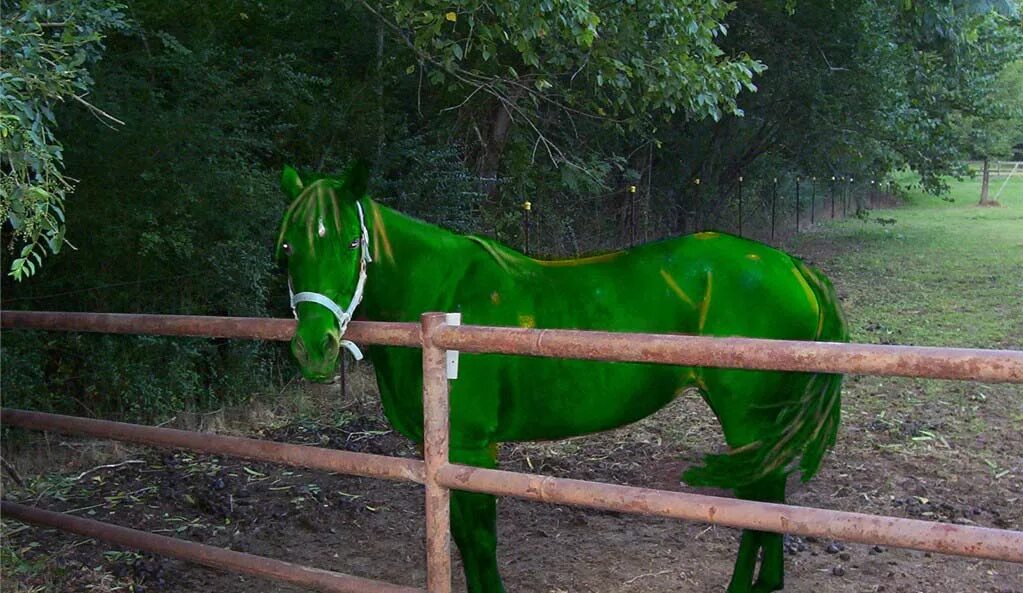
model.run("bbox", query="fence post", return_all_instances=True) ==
[844,178,851,218]
[831,176,838,219]
[770,177,778,241]
[628,185,638,246]
[795,176,801,233]
[693,177,701,234]
[737,175,744,237]
[422,313,452,593]
[811,176,816,225]
[522,201,532,255]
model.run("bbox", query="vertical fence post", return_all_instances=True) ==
[811,176,816,225]
[844,178,852,217]
[795,176,801,233]
[737,175,744,238]
[522,201,532,255]
[693,177,701,234]
[831,176,837,219]
[771,177,778,241]
[628,185,638,247]
[421,313,452,593]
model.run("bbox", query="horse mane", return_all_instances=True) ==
[276,180,350,258]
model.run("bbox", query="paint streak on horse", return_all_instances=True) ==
[659,268,698,309]
[370,201,395,264]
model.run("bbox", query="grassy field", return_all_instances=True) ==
[790,171,1022,351]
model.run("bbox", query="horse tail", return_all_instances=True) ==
[793,260,847,482]
[682,261,848,489]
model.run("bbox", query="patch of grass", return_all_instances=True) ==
[794,171,1022,350]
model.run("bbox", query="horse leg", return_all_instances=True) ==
[727,529,761,593]
[449,447,505,593]
[728,474,787,593]
[749,474,786,592]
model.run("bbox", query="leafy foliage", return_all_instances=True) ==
[379,0,762,121]
[2,0,1021,423]
[0,0,128,279]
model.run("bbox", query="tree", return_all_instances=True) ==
[0,0,127,280]
[360,0,764,196]
[954,60,1023,204]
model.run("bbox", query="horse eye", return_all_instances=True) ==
[283,242,293,256]
[349,238,360,249]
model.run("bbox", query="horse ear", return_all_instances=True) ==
[281,165,304,199]
[344,159,370,198]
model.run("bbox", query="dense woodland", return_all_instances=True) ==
[2,0,1021,421]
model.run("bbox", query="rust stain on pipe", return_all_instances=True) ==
[433,325,1023,384]
[435,464,1023,564]
[0,311,421,347]
[1,409,424,485]
[2,501,425,593]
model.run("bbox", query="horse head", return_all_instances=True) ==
[277,161,371,382]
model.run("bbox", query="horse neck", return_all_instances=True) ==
[360,200,467,321]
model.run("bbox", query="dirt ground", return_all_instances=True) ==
[2,366,1021,593]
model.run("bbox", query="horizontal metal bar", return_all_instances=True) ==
[436,463,1023,564]
[433,325,1023,383]
[0,311,421,347]
[1,409,424,485]
[5,311,1021,382]
[1,501,424,593]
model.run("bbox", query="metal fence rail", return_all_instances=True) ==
[1,501,424,593]
[2,310,1022,593]
[433,324,1023,383]
[1,409,424,484]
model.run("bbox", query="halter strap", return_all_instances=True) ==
[289,200,372,361]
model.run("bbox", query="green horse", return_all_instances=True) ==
[277,163,848,593]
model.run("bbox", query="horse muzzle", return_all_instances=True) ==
[291,330,341,382]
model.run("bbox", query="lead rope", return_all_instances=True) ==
[289,201,372,361]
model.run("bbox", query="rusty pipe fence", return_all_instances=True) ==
[2,311,1022,593]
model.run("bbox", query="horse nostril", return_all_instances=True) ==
[292,338,307,360]
[321,333,339,353]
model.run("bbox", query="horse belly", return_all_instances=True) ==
[494,356,683,442]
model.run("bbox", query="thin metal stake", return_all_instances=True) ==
[811,177,816,225]
[771,177,777,241]
[522,201,532,255]
[737,176,744,237]
[831,177,837,219]
[795,177,801,233]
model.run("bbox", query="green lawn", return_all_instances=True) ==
[792,171,1022,350]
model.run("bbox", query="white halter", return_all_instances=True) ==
[289,201,372,361]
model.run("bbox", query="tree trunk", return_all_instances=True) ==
[478,91,522,199]
[979,158,991,205]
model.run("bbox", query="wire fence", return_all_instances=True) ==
[518,174,898,256]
